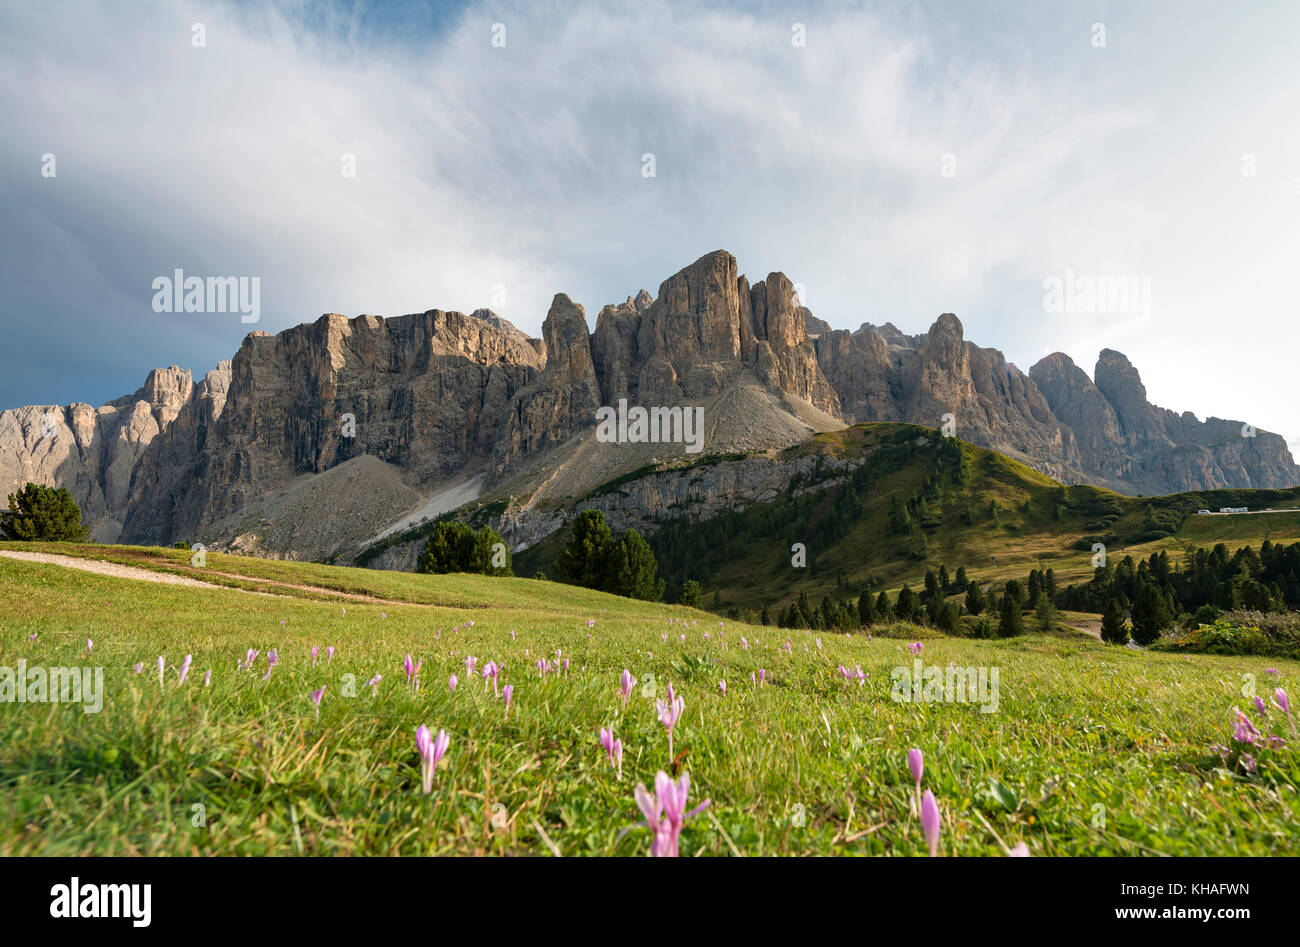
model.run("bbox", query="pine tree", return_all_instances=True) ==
[607,529,664,601]
[556,510,614,589]
[473,525,512,576]
[760,604,772,626]
[1,483,90,542]
[1034,595,1058,632]
[997,587,1024,638]
[876,591,892,622]
[965,582,986,616]
[418,521,478,574]
[1130,582,1171,645]
[1100,598,1128,645]
[680,580,702,608]
[896,585,917,623]
[858,589,876,626]
[797,591,814,627]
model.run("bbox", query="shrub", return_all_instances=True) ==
[680,580,703,608]
[1,483,90,542]
[417,522,511,575]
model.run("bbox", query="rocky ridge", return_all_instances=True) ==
[1,249,1295,563]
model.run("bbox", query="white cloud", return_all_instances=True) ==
[0,0,1296,451]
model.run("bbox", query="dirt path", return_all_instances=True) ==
[1061,618,1102,639]
[0,549,424,608]
[0,549,233,589]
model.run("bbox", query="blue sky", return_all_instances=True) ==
[2,0,1298,452]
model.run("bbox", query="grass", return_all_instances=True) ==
[1,546,1298,856]
[588,423,1300,615]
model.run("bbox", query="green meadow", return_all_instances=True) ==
[1,544,1297,856]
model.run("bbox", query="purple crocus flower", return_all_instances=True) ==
[1276,688,1295,734]
[502,683,514,715]
[448,673,458,692]
[310,686,325,714]
[366,674,382,696]
[633,771,710,857]
[1009,842,1030,857]
[403,653,423,686]
[599,729,624,776]
[921,790,941,856]
[263,648,279,681]
[243,648,259,670]
[327,646,335,662]
[1232,708,1260,744]
[466,655,477,676]
[909,641,923,655]
[908,748,924,788]
[415,725,450,794]
[311,645,319,667]
[178,654,193,686]
[759,668,766,684]
[719,679,726,697]
[1254,696,1269,717]
[203,670,212,687]
[133,662,144,674]
[157,655,165,685]
[656,683,685,759]
[87,638,93,653]
[620,669,636,708]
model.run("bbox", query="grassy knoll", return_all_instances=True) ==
[1,547,1296,856]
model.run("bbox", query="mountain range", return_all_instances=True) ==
[2,250,1295,565]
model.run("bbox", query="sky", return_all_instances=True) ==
[2,0,1298,453]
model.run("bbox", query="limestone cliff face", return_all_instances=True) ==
[0,366,198,541]
[2,250,1297,557]
[493,294,603,475]
[1029,349,1298,494]
[492,250,840,476]
[121,308,544,543]
[816,314,1080,481]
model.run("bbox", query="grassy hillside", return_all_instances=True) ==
[1,545,1297,855]
[516,423,1300,617]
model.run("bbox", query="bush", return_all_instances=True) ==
[417,522,511,575]
[1153,612,1300,658]
[1,483,90,542]
[680,580,703,608]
